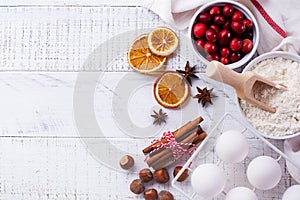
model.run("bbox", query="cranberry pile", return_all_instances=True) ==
[192,4,254,65]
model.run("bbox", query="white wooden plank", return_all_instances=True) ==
[0,0,144,6]
[0,6,166,71]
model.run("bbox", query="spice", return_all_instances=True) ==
[151,109,168,125]
[193,87,214,107]
[176,61,199,86]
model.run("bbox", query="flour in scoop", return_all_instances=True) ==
[240,57,300,137]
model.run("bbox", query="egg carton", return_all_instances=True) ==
[171,113,300,200]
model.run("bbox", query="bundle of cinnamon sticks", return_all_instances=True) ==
[143,116,207,170]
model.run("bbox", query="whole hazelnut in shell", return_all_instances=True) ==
[153,168,170,184]
[144,188,158,200]
[129,179,145,194]
[158,190,174,200]
[139,168,153,183]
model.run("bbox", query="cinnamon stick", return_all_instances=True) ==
[147,128,207,169]
[142,116,203,154]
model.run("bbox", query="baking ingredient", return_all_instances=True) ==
[282,185,300,200]
[225,187,258,200]
[119,155,135,170]
[153,168,170,184]
[148,27,179,57]
[240,57,300,137]
[246,156,281,190]
[130,179,145,194]
[139,168,153,183]
[151,109,168,126]
[215,130,249,163]
[153,71,190,109]
[158,190,174,200]
[176,61,199,86]
[229,37,242,52]
[144,188,158,200]
[241,39,253,53]
[191,163,226,198]
[173,166,189,182]
[193,87,214,107]
[128,34,166,74]
[191,3,254,64]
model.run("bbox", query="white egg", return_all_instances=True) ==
[215,130,249,163]
[225,187,258,200]
[282,185,300,200]
[191,163,226,198]
[247,156,282,190]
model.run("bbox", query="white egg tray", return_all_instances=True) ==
[171,113,300,200]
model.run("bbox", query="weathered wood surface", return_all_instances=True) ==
[0,1,296,199]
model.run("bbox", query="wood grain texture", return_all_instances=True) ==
[0,2,297,200]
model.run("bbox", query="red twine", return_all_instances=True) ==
[144,131,197,162]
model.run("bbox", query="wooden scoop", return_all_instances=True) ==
[206,61,287,113]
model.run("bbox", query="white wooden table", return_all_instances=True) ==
[0,1,297,199]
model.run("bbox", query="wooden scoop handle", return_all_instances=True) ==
[206,61,245,93]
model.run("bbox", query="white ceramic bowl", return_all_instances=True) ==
[237,51,300,139]
[188,0,259,69]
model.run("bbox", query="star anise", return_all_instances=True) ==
[176,61,199,86]
[151,109,168,125]
[193,87,215,107]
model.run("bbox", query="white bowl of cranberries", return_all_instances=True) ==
[189,0,259,69]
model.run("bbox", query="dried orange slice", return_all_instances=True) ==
[148,27,179,56]
[128,34,167,74]
[153,71,190,109]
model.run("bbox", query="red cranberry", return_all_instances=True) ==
[220,56,230,64]
[199,13,211,24]
[218,29,231,46]
[210,6,221,16]
[241,38,253,53]
[229,52,242,62]
[230,37,242,51]
[196,39,205,48]
[243,31,253,39]
[232,10,244,21]
[222,19,231,29]
[222,4,234,17]
[210,25,220,35]
[214,14,226,26]
[231,20,245,35]
[220,47,230,57]
[193,23,207,38]
[206,28,217,42]
[210,53,219,61]
[243,19,253,31]
[204,41,218,54]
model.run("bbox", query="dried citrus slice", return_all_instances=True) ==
[148,27,179,56]
[153,71,190,109]
[128,34,167,74]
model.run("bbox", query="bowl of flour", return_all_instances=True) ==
[238,51,300,139]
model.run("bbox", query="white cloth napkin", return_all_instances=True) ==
[142,0,300,55]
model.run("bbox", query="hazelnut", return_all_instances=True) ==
[173,166,189,182]
[153,168,170,184]
[158,190,174,200]
[119,155,134,170]
[139,168,153,183]
[129,179,145,194]
[144,188,158,200]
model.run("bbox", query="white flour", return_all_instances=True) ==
[240,57,300,137]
